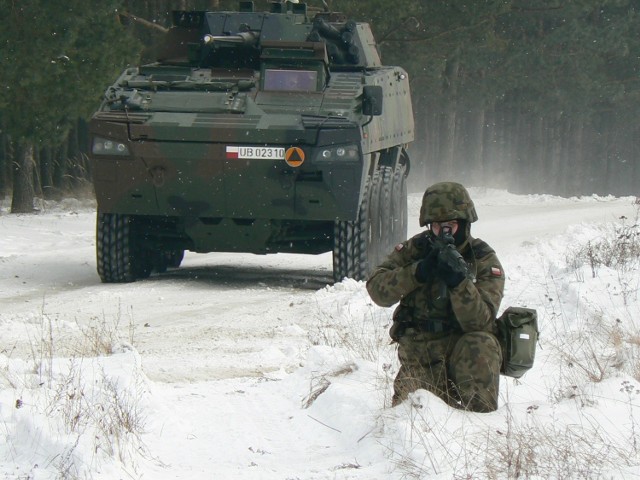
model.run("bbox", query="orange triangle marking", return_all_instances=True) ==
[285,147,305,167]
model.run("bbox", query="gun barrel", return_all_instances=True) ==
[312,17,343,42]
[203,32,258,46]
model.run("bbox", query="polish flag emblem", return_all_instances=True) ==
[226,146,239,159]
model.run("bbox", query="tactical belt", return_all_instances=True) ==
[409,319,455,334]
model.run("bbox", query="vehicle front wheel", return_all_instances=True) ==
[333,175,371,282]
[96,212,150,283]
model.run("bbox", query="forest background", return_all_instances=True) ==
[1,0,639,214]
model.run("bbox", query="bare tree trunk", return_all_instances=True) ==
[0,133,8,198]
[425,103,440,184]
[567,118,584,196]
[412,96,434,190]
[466,107,485,185]
[32,147,42,199]
[530,115,544,193]
[588,119,609,195]
[547,116,563,194]
[482,108,498,185]
[414,96,440,187]
[439,55,459,180]
[67,122,89,190]
[53,142,69,192]
[556,117,569,196]
[512,110,526,192]
[633,129,640,196]
[10,142,35,213]
[40,146,56,200]
[490,108,510,189]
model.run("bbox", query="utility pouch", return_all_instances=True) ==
[496,306,539,378]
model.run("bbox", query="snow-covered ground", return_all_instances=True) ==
[1,189,639,479]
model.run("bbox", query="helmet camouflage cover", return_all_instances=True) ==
[419,181,478,226]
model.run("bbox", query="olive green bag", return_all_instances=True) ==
[496,306,539,378]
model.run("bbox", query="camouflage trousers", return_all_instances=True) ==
[392,329,501,412]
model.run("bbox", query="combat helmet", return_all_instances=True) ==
[419,182,478,227]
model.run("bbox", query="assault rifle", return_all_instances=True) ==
[430,226,469,296]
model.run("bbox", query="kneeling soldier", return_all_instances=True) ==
[367,182,505,412]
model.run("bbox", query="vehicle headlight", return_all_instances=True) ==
[92,137,130,156]
[314,144,359,162]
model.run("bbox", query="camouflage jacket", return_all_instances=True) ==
[366,231,505,334]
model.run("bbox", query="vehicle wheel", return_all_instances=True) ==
[333,166,394,283]
[333,176,371,282]
[390,161,408,248]
[96,212,150,283]
[369,165,394,262]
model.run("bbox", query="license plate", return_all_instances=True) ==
[226,146,285,160]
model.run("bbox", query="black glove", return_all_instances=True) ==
[415,248,438,283]
[436,246,469,287]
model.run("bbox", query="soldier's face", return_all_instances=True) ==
[431,220,459,236]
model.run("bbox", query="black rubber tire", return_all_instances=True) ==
[333,176,371,282]
[96,212,149,283]
[369,166,394,263]
[332,165,396,283]
[390,162,408,248]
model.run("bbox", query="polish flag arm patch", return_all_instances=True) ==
[491,266,503,277]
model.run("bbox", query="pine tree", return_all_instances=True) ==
[0,0,139,212]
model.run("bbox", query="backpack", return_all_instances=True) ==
[496,306,539,378]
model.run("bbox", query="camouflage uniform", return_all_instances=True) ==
[366,182,505,412]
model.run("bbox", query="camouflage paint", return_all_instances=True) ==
[88,5,414,256]
[367,184,504,412]
[419,181,479,226]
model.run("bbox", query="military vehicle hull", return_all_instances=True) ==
[89,4,414,283]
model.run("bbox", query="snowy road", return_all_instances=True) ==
[3,192,630,382]
[1,190,638,479]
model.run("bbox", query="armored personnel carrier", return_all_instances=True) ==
[89,1,414,283]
